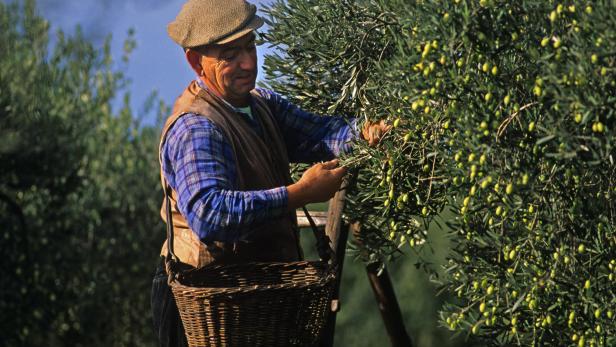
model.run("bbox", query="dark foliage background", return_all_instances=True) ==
[0,1,166,345]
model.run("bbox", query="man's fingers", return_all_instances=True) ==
[330,166,347,175]
[377,120,392,135]
[331,166,347,176]
[321,159,339,170]
[362,119,394,147]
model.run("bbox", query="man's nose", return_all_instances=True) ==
[238,49,257,71]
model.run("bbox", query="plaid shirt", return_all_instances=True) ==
[161,84,357,242]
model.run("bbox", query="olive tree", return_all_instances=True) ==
[263,0,615,346]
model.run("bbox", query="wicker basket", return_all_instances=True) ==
[164,187,336,347]
[171,261,335,347]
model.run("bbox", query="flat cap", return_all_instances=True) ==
[168,0,264,48]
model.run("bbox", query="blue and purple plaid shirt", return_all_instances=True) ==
[161,84,357,242]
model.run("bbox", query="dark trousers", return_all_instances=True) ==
[151,260,189,347]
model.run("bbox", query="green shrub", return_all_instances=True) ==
[0,1,164,345]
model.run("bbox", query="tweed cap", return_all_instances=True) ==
[168,0,264,48]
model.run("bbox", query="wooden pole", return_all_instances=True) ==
[319,180,351,347]
[366,263,414,347]
[352,224,414,347]
[320,174,412,347]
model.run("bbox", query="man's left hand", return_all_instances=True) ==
[361,120,392,147]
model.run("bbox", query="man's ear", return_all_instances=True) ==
[185,49,204,76]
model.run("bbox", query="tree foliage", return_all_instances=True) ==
[263,0,615,346]
[0,1,165,345]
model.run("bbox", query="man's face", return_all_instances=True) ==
[199,33,258,105]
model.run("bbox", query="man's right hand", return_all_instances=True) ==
[287,159,347,210]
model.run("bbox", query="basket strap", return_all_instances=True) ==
[164,184,180,284]
[301,206,334,263]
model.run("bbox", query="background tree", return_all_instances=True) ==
[263,0,615,346]
[0,1,165,345]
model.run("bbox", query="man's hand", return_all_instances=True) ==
[287,159,347,210]
[362,120,392,147]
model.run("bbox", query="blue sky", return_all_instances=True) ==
[33,0,276,121]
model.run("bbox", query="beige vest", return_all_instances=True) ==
[159,81,302,268]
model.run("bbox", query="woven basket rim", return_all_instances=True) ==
[169,260,336,296]
[171,274,334,295]
[181,259,330,269]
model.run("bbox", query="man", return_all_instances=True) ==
[151,1,389,346]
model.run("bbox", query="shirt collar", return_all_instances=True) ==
[195,78,254,114]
